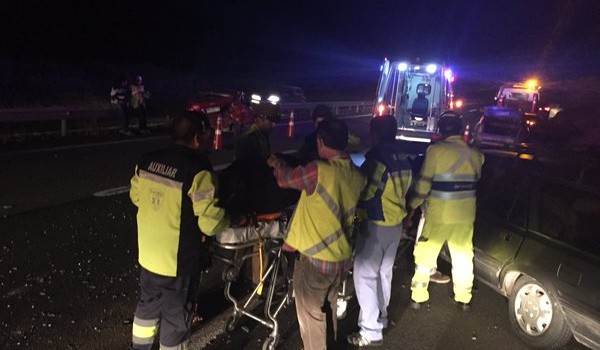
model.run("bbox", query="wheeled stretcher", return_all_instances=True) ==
[212,213,293,350]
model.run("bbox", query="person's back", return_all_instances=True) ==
[129,113,230,350]
[411,135,484,224]
[407,112,484,311]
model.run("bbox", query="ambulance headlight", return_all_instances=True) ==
[397,62,408,72]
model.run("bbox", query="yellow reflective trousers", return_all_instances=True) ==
[411,222,474,304]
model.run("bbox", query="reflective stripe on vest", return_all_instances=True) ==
[303,184,357,256]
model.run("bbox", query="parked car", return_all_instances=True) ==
[467,148,600,350]
[251,85,306,104]
[186,91,254,133]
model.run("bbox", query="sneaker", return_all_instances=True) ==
[429,271,451,284]
[347,332,382,347]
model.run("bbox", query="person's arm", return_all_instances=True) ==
[269,156,318,195]
[359,156,385,203]
[408,148,435,210]
[188,170,230,236]
[129,165,140,207]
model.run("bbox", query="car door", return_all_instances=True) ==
[473,153,527,289]
[526,174,600,345]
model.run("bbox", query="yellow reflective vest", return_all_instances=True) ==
[285,159,366,262]
[409,136,484,223]
[130,145,229,277]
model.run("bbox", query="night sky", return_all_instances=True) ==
[1,0,599,82]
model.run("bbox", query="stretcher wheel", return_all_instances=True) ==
[225,316,238,333]
[222,266,238,282]
[262,336,277,350]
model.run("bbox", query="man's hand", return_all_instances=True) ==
[267,154,283,168]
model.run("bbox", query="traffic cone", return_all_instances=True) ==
[463,124,471,143]
[287,110,295,138]
[213,116,223,150]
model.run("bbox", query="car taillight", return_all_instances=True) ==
[455,99,464,108]
[188,104,202,112]
[377,104,386,116]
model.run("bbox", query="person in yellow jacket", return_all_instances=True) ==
[268,118,366,350]
[129,112,232,350]
[347,115,413,347]
[405,112,484,311]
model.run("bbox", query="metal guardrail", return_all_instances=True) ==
[0,100,374,138]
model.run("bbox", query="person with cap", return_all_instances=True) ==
[346,115,413,347]
[235,102,281,160]
[404,111,484,311]
[129,112,234,350]
[130,75,151,134]
[297,104,334,165]
[297,104,361,165]
[268,118,366,350]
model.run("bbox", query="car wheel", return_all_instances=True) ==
[508,276,572,349]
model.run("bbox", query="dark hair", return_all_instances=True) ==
[252,103,281,123]
[316,118,348,151]
[312,104,333,122]
[370,115,397,142]
[170,112,212,142]
[437,111,463,136]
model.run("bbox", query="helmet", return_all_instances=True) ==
[437,111,463,136]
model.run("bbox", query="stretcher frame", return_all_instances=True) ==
[211,217,292,350]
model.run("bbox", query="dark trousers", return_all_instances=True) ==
[119,103,130,131]
[131,267,197,350]
[132,105,147,130]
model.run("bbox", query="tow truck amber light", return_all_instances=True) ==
[526,79,539,90]
[455,99,464,108]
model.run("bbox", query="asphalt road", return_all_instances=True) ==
[0,115,589,350]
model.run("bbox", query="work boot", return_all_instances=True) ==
[454,301,471,312]
[429,271,451,284]
[410,300,429,310]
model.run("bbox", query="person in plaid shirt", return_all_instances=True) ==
[268,118,365,350]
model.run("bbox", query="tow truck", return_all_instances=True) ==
[373,58,457,143]
[473,79,542,147]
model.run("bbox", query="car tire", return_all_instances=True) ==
[508,276,572,350]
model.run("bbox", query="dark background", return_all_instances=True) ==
[0,0,599,106]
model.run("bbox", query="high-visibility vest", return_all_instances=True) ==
[130,145,229,277]
[409,135,484,223]
[285,159,365,262]
[360,142,413,226]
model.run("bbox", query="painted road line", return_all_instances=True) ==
[2,135,169,156]
[93,185,131,197]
